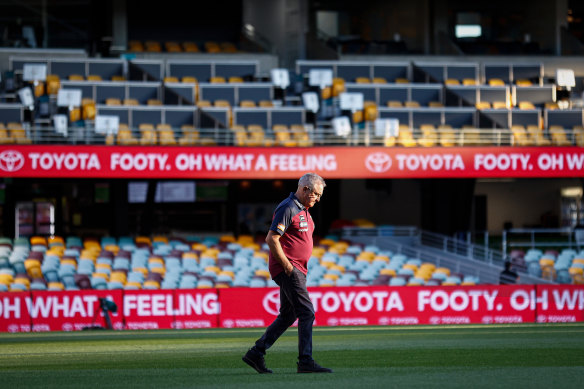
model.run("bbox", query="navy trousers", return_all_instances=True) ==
[252,268,315,361]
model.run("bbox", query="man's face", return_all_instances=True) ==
[300,183,324,208]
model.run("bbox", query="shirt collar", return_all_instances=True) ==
[290,192,305,210]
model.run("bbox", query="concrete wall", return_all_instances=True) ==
[337,177,580,235]
[242,0,308,68]
[475,178,581,232]
[338,179,422,227]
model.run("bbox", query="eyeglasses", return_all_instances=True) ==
[304,186,323,200]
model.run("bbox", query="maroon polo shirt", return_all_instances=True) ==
[268,193,315,278]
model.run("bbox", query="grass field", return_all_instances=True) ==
[1,323,583,389]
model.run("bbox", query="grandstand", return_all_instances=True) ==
[1,0,584,303]
[2,224,583,293]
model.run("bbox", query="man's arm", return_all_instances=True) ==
[265,230,294,275]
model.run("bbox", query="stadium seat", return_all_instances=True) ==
[511,125,533,146]
[182,42,199,52]
[527,125,551,145]
[106,98,122,106]
[516,79,533,86]
[387,100,403,108]
[123,98,139,106]
[488,78,505,86]
[475,101,491,110]
[549,126,572,146]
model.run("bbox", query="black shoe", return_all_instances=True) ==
[297,359,333,373]
[242,349,273,374]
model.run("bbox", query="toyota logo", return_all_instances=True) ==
[365,152,392,173]
[262,290,281,316]
[0,150,25,172]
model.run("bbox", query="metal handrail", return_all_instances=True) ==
[502,227,583,257]
[0,124,539,147]
[337,226,418,238]
[339,226,505,266]
[337,226,547,284]
[419,230,505,265]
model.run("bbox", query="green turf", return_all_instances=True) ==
[1,324,583,388]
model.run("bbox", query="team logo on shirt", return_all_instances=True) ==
[277,223,286,232]
[298,214,308,231]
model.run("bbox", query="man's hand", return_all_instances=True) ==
[266,230,295,277]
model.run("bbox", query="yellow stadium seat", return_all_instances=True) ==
[516,79,533,86]
[475,101,491,110]
[323,273,339,281]
[434,267,451,276]
[492,101,508,109]
[133,267,148,277]
[47,282,65,290]
[143,280,160,289]
[204,266,221,275]
[403,263,418,272]
[488,78,505,86]
[179,125,199,146]
[380,269,397,276]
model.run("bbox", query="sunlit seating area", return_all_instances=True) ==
[0,232,485,292]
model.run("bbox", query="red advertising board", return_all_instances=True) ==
[219,287,280,328]
[218,286,538,327]
[123,289,176,330]
[172,289,219,329]
[29,290,123,332]
[0,292,32,333]
[535,284,584,323]
[1,145,584,179]
[122,289,219,330]
[1,286,583,333]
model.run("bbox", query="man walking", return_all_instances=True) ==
[243,172,332,374]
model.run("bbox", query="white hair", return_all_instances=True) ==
[298,172,326,190]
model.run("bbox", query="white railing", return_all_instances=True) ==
[502,227,584,257]
[338,225,546,284]
[0,125,534,147]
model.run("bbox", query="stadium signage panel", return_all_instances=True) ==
[26,290,123,332]
[2,146,584,178]
[219,287,276,328]
[534,284,584,323]
[1,285,583,332]
[123,289,218,330]
[220,286,540,327]
[172,289,219,329]
[0,292,31,332]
